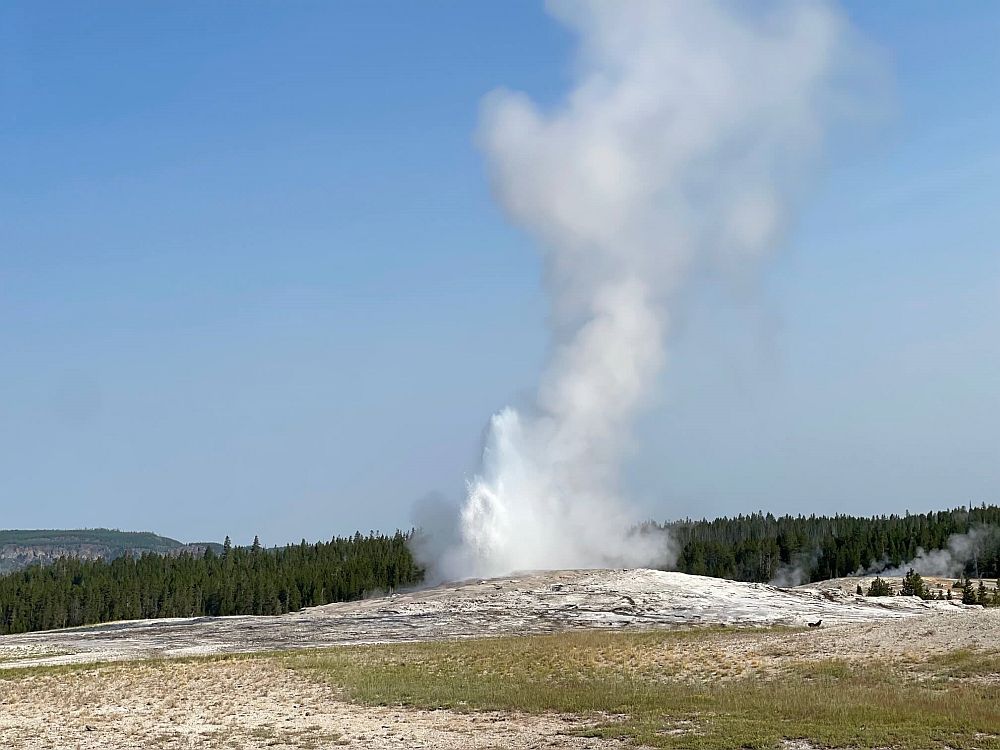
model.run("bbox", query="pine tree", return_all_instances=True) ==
[867,576,892,597]
[976,580,989,605]
[900,569,927,599]
[961,575,977,605]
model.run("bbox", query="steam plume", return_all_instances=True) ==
[431,0,870,580]
[770,550,821,588]
[871,527,999,579]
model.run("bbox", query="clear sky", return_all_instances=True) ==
[2,2,998,545]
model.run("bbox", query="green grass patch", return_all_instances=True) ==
[918,648,1000,679]
[4,628,997,749]
[287,629,1000,750]
[0,659,111,680]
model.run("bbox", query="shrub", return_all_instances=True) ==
[867,576,892,597]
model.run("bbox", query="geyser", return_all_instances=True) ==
[433,0,874,580]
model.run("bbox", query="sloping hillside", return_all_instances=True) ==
[0,529,219,573]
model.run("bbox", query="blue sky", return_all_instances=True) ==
[1,2,998,545]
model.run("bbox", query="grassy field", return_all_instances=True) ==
[2,626,998,749]
[287,628,1000,750]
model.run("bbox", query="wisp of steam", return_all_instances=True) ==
[428,0,874,581]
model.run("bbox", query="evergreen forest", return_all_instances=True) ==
[0,531,420,635]
[666,504,1000,583]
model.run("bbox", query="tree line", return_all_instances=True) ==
[0,531,421,635]
[662,504,1000,584]
[3,504,999,635]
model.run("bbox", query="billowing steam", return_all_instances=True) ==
[870,527,999,579]
[770,551,821,588]
[425,0,872,581]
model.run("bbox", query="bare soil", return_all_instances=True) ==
[0,658,626,749]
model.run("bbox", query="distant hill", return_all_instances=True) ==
[0,529,222,574]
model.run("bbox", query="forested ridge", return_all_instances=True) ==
[0,532,420,635]
[0,528,220,574]
[0,529,186,548]
[664,504,1000,583]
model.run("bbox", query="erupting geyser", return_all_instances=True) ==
[431,0,875,580]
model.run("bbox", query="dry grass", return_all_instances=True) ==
[0,653,619,749]
[289,629,1000,749]
[916,648,1000,680]
[2,626,998,749]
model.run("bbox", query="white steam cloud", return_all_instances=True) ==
[428,0,873,581]
[870,527,999,579]
[770,550,821,588]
